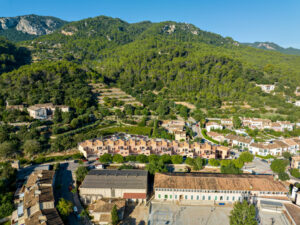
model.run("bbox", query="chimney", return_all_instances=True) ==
[34,190,41,196]
[39,215,47,223]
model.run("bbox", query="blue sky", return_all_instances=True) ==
[1,0,300,48]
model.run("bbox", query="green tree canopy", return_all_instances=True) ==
[239,152,254,163]
[0,141,16,158]
[233,116,242,129]
[209,158,220,167]
[56,198,73,217]
[99,153,113,163]
[111,204,119,225]
[146,159,168,174]
[171,155,183,164]
[113,154,124,163]
[75,166,88,183]
[229,200,257,225]
[23,139,41,156]
[136,154,148,163]
[270,159,289,173]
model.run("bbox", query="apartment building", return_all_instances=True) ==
[11,170,63,225]
[154,173,288,205]
[78,135,230,160]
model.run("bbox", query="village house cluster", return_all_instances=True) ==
[11,170,63,225]
[161,120,187,141]
[217,117,295,132]
[78,135,230,160]
[221,134,300,156]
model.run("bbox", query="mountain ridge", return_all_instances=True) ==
[0,14,67,42]
[243,41,300,56]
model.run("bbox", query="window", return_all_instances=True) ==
[191,195,193,200]
[208,196,211,200]
[197,195,199,200]
[170,195,172,199]
[220,196,223,201]
[232,196,235,201]
[158,194,161,199]
[175,195,177,200]
[202,196,205,200]
[185,195,188,200]
[164,195,168,199]
[215,196,217,201]
[226,196,229,201]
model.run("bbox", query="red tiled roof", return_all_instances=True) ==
[123,193,147,199]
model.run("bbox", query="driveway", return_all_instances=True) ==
[244,158,274,175]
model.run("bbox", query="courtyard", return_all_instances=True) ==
[149,202,232,225]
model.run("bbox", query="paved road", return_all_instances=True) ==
[55,162,83,225]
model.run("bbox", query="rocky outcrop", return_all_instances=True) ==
[0,14,67,36]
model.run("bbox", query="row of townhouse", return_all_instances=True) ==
[78,135,230,159]
[11,170,64,225]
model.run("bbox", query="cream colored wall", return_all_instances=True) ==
[80,187,146,198]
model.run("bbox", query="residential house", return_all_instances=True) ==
[205,122,223,132]
[27,103,69,120]
[256,84,275,93]
[174,130,187,141]
[79,170,148,204]
[292,156,300,169]
[220,118,233,128]
[206,132,225,143]
[88,199,125,225]
[277,121,294,131]
[294,101,300,107]
[225,134,253,150]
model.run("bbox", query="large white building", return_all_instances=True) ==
[154,173,288,205]
[206,122,223,132]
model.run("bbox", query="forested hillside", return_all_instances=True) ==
[0,37,30,73]
[1,15,299,119]
[0,61,95,113]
